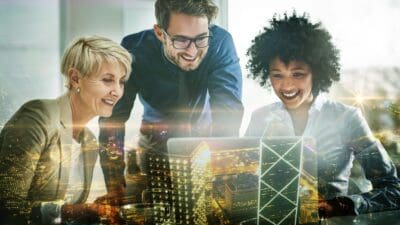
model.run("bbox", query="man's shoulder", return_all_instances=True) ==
[121,29,158,50]
[209,25,229,34]
[205,25,238,64]
[209,25,232,42]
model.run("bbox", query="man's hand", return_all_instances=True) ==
[318,196,356,218]
[61,203,122,225]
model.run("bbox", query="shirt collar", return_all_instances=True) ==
[309,94,327,114]
[58,93,72,129]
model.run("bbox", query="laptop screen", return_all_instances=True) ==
[161,136,318,225]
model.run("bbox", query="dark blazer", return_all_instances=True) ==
[0,94,99,225]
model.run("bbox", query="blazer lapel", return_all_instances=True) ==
[56,94,99,203]
[57,94,73,197]
[76,128,99,203]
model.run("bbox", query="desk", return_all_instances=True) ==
[321,210,400,225]
[239,210,400,225]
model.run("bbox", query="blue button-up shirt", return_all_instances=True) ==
[100,25,243,142]
[245,95,400,214]
[98,25,243,191]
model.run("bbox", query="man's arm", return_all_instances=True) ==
[208,30,244,137]
[98,43,138,192]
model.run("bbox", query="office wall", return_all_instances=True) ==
[0,0,60,126]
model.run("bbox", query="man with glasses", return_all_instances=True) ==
[98,0,243,194]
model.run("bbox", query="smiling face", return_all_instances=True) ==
[75,61,126,118]
[269,57,314,111]
[155,13,210,71]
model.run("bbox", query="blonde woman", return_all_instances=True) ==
[0,36,132,225]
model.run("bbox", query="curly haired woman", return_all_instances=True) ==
[246,12,400,218]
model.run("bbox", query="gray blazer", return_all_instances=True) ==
[0,94,99,224]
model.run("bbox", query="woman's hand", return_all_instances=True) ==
[318,197,355,218]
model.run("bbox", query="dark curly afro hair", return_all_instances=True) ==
[246,12,341,96]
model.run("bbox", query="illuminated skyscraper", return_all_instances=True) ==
[149,137,262,224]
[169,142,211,225]
[148,140,212,225]
[257,137,318,225]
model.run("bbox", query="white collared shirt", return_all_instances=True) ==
[245,95,400,214]
[41,139,85,225]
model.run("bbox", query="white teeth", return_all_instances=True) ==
[103,99,114,105]
[181,55,195,61]
[282,92,297,97]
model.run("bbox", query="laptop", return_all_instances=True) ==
[161,136,318,225]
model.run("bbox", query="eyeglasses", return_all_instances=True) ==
[162,29,211,49]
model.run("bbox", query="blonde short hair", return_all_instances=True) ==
[61,36,132,87]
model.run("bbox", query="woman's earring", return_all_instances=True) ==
[76,87,81,93]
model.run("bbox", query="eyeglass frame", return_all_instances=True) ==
[161,29,212,49]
